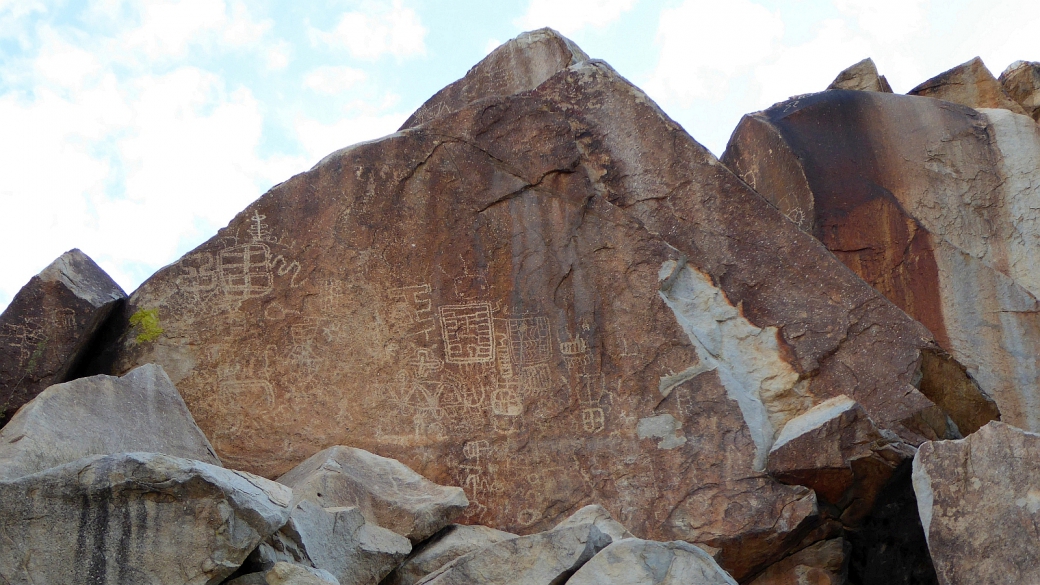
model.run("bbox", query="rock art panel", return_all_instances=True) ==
[0,248,125,427]
[908,56,1027,115]
[999,60,1040,122]
[828,58,892,93]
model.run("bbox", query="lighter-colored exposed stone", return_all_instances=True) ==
[999,60,1040,122]
[568,538,738,585]
[0,452,292,585]
[0,363,220,480]
[828,58,893,92]
[909,57,1027,114]
[383,524,518,585]
[554,504,634,542]
[277,446,468,543]
[913,421,1040,584]
[228,563,341,585]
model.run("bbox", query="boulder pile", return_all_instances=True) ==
[2,29,1039,585]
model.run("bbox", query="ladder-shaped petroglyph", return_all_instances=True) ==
[439,302,495,364]
[387,284,436,341]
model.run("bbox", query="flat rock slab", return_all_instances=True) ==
[383,524,518,585]
[568,538,737,585]
[277,445,468,543]
[415,523,611,585]
[827,58,892,92]
[1000,60,1040,122]
[0,452,292,585]
[255,500,411,585]
[0,249,125,427]
[909,56,1026,115]
[913,421,1040,584]
[90,30,958,579]
[228,563,340,585]
[553,504,633,542]
[0,363,220,480]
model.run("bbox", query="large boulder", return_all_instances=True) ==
[383,524,518,585]
[276,445,468,543]
[0,452,292,584]
[87,30,968,578]
[0,363,220,480]
[908,56,1027,115]
[723,89,1040,432]
[253,500,411,585]
[913,421,1040,584]
[567,538,737,585]
[827,58,892,93]
[747,538,847,585]
[228,563,340,585]
[999,60,1040,122]
[0,249,125,427]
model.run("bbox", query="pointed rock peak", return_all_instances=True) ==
[38,249,125,307]
[909,56,1027,115]
[827,58,893,93]
[999,60,1040,122]
[400,27,588,129]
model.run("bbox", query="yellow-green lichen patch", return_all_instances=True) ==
[129,308,164,343]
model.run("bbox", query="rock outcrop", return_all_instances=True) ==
[229,563,341,585]
[0,452,291,584]
[568,538,738,585]
[748,538,847,585]
[383,525,518,585]
[827,58,892,92]
[999,60,1040,122]
[277,446,468,543]
[908,56,1026,114]
[913,421,1040,584]
[723,89,1040,432]
[0,249,125,427]
[0,363,219,480]
[86,29,972,579]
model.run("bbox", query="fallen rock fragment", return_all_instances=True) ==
[553,504,634,541]
[0,363,219,480]
[277,446,468,543]
[382,524,517,585]
[253,500,411,585]
[414,523,611,585]
[748,538,847,585]
[999,60,1040,122]
[913,421,1040,584]
[827,58,892,92]
[0,452,291,585]
[228,562,340,585]
[568,538,737,585]
[0,249,125,427]
[908,56,1026,114]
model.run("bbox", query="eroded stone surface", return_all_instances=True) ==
[554,504,634,542]
[383,524,518,585]
[999,60,1040,122]
[0,363,220,480]
[0,249,125,427]
[228,563,341,585]
[909,57,1026,114]
[568,538,738,585]
[749,538,847,585]
[828,58,892,93]
[0,452,291,585]
[913,421,1040,584]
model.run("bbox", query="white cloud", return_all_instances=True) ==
[266,40,291,70]
[295,108,408,165]
[310,0,426,60]
[517,0,637,36]
[304,66,368,95]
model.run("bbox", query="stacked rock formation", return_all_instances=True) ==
[3,28,1040,585]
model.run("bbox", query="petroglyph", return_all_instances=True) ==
[439,303,495,364]
[491,380,523,416]
[577,373,614,434]
[560,334,591,370]
[388,284,436,341]
[519,363,552,392]
[506,316,552,365]
[1,320,46,368]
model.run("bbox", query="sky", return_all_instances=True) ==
[1,0,1039,312]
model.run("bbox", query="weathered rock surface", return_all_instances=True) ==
[90,30,967,578]
[228,563,341,585]
[999,60,1040,122]
[913,421,1040,584]
[414,523,611,585]
[567,538,737,585]
[748,538,847,585]
[723,89,1040,432]
[383,524,518,585]
[0,249,125,427]
[253,500,411,585]
[0,452,291,585]
[553,504,633,541]
[0,363,219,480]
[827,58,892,93]
[277,445,468,543]
[908,56,1026,114]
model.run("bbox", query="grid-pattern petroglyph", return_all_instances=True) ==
[388,284,436,340]
[439,303,495,364]
[519,363,552,392]
[491,380,523,416]
[506,316,551,365]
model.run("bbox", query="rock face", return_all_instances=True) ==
[567,538,738,585]
[229,563,341,585]
[88,30,970,578]
[748,538,847,585]
[415,523,611,585]
[277,446,468,543]
[254,500,411,585]
[0,452,292,585]
[553,504,633,541]
[0,249,125,427]
[723,89,1040,432]
[0,363,220,480]
[828,58,892,92]
[383,524,518,585]
[908,57,1026,115]
[913,421,1040,584]
[999,60,1040,122]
